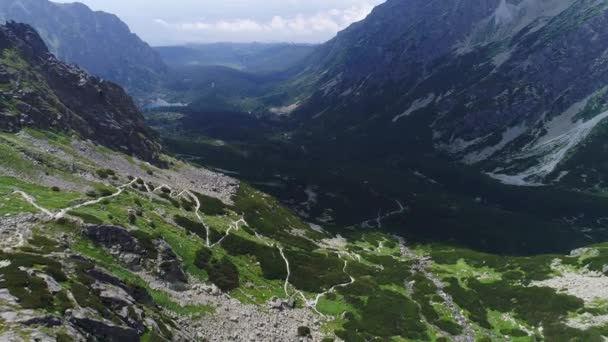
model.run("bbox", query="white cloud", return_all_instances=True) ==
[155,1,378,38]
[55,0,386,44]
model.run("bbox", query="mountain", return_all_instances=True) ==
[3,14,608,342]
[153,43,317,112]
[153,0,608,254]
[0,0,167,96]
[279,0,608,190]
[156,42,317,75]
[0,21,161,162]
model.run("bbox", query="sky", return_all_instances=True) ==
[54,0,385,46]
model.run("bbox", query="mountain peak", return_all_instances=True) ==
[0,22,161,162]
[0,0,167,98]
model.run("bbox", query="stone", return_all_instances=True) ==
[67,307,140,342]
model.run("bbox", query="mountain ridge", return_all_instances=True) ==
[0,21,161,162]
[276,0,608,189]
[0,0,167,97]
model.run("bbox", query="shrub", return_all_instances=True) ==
[194,247,213,269]
[193,192,227,216]
[207,257,239,292]
[51,186,60,192]
[95,169,115,179]
[128,212,137,224]
[297,327,311,337]
[68,211,103,224]
[180,198,194,212]
[174,215,206,240]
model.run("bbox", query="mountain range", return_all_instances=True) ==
[3,0,608,341]
[0,0,167,96]
[286,0,608,189]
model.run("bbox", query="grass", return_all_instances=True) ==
[339,289,428,340]
[317,293,355,316]
[0,193,36,215]
[0,176,82,210]
[5,129,608,340]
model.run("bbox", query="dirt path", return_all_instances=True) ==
[185,190,211,247]
[211,218,247,248]
[55,178,139,219]
[308,255,355,313]
[395,236,474,342]
[15,176,358,323]
[349,200,405,229]
[12,191,54,217]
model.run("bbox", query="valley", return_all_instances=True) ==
[2,0,608,341]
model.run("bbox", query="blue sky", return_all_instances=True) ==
[54,0,385,45]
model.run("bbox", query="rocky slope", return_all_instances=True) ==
[0,22,161,162]
[278,0,608,189]
[4,128,608,341]
[2,9,608,341]
[0,0,167,96]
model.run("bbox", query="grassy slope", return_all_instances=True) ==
[1,129,608,340]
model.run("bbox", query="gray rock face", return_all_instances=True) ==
[67,308,140,342]
[155,239,188,285]
[285,0,608,187]
[82,225,143,259]
[82,224,187,285]
[0,0,167,96]
[0,22,162,162]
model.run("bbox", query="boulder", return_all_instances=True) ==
[155,240,188,285]
[67,308,140,342]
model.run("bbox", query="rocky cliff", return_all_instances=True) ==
[0,0,167,96]
[0,22,161,162]
[286,0,608,189]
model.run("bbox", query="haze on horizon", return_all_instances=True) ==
[53,0,385,46]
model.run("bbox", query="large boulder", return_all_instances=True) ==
[82,225,187,285]
[67,308,140,342]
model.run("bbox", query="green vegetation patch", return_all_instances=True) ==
[338,289,428,340]
[193,191,229,216]
[206,257,240,292]
[285,249,350,293]
[220,233,287,280]
[174,215,206,240]
[0,252,67,310]
[0,176,81,210]
[232,183,319,250]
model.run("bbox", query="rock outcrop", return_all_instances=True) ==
[284,0,608,187]
[82,224,187,285]
[0,22,162,162]
[0,0,167,96]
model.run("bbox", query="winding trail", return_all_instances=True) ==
[183,190,211,247]
[211,218,247,248]
[152,184,212,247]
[14,175,359,322]
[395,236,474,342]
[278,246,292,298]
[349,200,406,229]
[308,255,355,313]
[277,244,355,318]
[12,191,54,217]
[55,178,139,219]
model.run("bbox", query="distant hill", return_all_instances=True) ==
[0,0,167,96]
[156,42,316,75]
